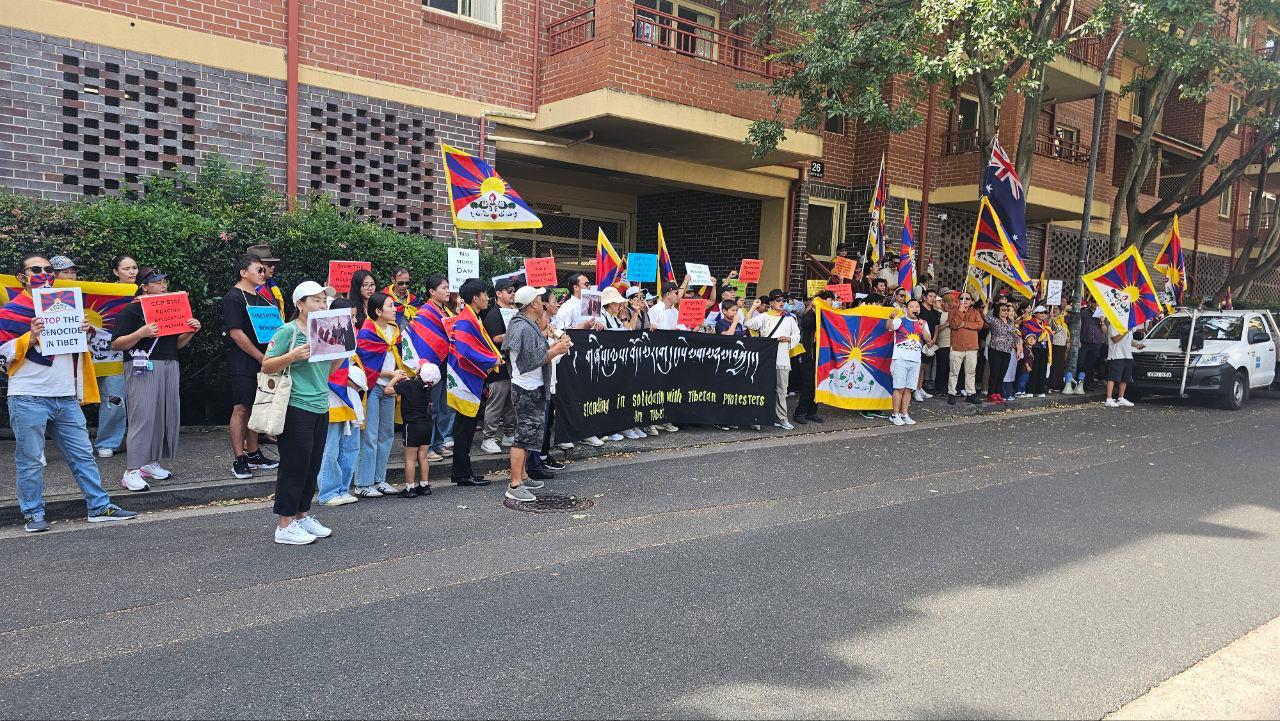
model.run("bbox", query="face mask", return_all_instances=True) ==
[784,300,803,314]
[26,272,54,289]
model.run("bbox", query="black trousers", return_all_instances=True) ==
[274,405,327,516]
[1078,342,1105,383]
[1028,346,1050,396]
[933,348,950,392]
[450,409,479,481]
[792,356,817,417]
[540,398,555,456]
[988,349,1013,396]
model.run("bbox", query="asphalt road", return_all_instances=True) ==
[2,397,1278,719]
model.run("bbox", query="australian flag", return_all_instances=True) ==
[982,138,1028,260]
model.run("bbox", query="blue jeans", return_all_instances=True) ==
[1015,370,1030,394]
[8,395,113,518]
[95,372,127,451]
[357,390,396,488]
[429,365,454,452]
[317,421,361,503]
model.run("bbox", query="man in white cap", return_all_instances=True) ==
[502,285,571,502]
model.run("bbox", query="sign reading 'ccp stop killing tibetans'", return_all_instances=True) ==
[139,292,194,337]
[33,286,87,355]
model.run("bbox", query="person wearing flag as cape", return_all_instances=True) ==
[446,278,504,488]
[2,253,138,533]
[316,297,368,507]
[384,266,423,330]
[888,299,933,425]
[353,291,413,498]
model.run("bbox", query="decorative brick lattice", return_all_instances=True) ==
[300,97,436,234]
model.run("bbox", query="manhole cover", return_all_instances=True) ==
[503,491,594,514]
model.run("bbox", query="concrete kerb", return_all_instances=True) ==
[0,391,1104,526]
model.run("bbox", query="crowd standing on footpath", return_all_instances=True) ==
[4,247,1161,542]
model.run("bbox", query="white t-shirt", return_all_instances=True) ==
[745,312,801,369]
[889,316,926,362]
[553,295,583,331]
[6,352,76,397]
[650,301,679,330]
[1107,329,1135,360]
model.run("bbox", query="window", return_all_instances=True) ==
[825,114,846,135]
[1247,315,1271,343]
[806,198,847,259]
[1055,125,1080,145]
[957,95,979,131]
[1237,16,1250,45]
[1229,95,1242,133]
[1130,71,1150,123]
[425,0,499,26]
[635,0,719,61]
[1219,186,1233,218]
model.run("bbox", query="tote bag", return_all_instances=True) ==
[248,323,300,436]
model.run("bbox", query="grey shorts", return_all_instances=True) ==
[511,385,547,451]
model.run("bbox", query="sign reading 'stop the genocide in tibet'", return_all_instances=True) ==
[553,329,777,441]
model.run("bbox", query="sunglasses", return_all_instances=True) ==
[395,281,410,286]
[24,265,56,274]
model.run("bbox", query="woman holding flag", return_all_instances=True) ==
[353,292,412,498]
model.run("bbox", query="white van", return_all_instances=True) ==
[1130,310,1279,410]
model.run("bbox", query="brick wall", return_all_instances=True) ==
[634,189,761,285]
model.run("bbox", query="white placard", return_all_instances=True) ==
[305,307,357,363]
[1046,279,1064,306]
[33,286,87,355]
[448,247,480,292]
[499,306,518,328]
[685,262,714,286]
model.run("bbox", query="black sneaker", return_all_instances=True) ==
[413,484,432,496]
[806,415,825,423]
[793,415,809,425]
[947,395,957,405]
[528,467,557,481]
[245,450,279,470]
[540,455,566,471]
[232,455,253,480]
[87,504,138,523]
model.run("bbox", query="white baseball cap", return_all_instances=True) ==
[513,285,544,308]
[291,280,337,304]
[418,362,441,385]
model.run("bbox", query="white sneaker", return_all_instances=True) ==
[583,436,605,447]
[321,493,359,506]
[608,433,625,441]
[660,423,679,432]
[921,390,933,399]
[622,429,645,440]
[274,522,316,545]
[443,439,455,449]
[557,442,575,450]
[1116,397,1134,407]
[774,419,795,430]
[297,515,332,538]
[902,414,917,425]
[1104,398,1119,407]
[96,448,114,459]
[139,463,172,480]
[351,486,383,498]
[374,481,399,495]
[645,425,660,436]
[1036,393,1047,398]
[890,414,905,426]
[501,435,515,447]
[912,390,925,402]
[480,438,502,454]
[120,469,150,492]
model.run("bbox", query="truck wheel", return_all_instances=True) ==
[1219,369,1249,410]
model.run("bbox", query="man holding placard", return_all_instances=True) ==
[1,254,138,532]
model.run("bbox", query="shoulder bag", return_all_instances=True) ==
[248,322,300,436]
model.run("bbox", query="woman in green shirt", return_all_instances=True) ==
[261,280,338,545]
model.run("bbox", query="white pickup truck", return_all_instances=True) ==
[1131,310,1279,410]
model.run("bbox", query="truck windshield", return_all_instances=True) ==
[1146,316,1244,341]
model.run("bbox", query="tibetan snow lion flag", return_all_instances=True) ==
[441,144,542,230]
[1083,245,1165,333]
[2,275,136,377]
[1154,215,1188,310]
[445,304,501,417]
[970,196,1033,298]
[813,299,896,411]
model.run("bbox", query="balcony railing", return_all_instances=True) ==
[1034,133,1091,165]
[1064,35,1104,68]
[548,7,596,55]
[1258,44,1278,59]
[632,3,777,77]
[942,128,981,155]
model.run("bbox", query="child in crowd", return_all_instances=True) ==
[388,363,441,498]
[1015,334,1036,397]
[715,300,747,336]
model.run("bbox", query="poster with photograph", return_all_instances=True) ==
[306,307,357,363]
[580,288,602,323]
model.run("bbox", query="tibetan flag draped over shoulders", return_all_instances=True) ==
[2,276,137,377]
[897,199,916,293]
[404,301,452,369]
[657,224,677,296]
[1154,215,1188,309]
[596,228,624,290]
[1083,246,1164,333]
[813,300,895,411]
[0,284,100,403]
[445,304,501,417]
[982,138,1028,259]
[970,197,1033,298]
[441,144,542,230]
[355,319,406,391]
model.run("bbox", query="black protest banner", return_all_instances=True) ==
[553,329,777,441]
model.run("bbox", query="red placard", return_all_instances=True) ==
[139,291,194,336]
[832,256,856,279]
[825,283,854,303]
[327,260,372,294]
[523,257,558,287]
[738,258,763,284]
[677,298,708,328]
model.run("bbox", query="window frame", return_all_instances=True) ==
[1229,95,1242,134]
[635,0,721,61]
[423,0,502,30]
[806,197,848,261]
[1219,185,1234,218]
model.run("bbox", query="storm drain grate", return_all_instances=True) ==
[502,492,594,514]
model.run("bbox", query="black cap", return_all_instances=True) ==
[138,268,167,284]
[765,288,786,301]
[495,277,517,292]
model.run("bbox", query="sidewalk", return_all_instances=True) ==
[0,390,1103,525]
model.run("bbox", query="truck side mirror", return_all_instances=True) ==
[1132,331,1145,341]
[1249,330,1271,345]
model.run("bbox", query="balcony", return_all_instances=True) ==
[1043,14,1120,103]
[1034,132,1091,165]
[942,128,981,156]
[534,0,821,169]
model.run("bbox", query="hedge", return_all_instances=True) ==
[0,155,518,423]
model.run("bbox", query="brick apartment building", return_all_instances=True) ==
[1,0,1277,301]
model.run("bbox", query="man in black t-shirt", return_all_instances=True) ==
[917,288,942,396]
[221,254,279,480]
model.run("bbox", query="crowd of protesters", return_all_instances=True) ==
[3,246,1152,542]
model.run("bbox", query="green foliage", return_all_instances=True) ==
[0,155,516,419]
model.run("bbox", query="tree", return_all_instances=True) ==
[1107,0,1280,257]
[1222,141,1280,298]
[737,0,1109,189]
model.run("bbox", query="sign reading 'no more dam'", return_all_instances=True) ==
[553,329,777,441]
